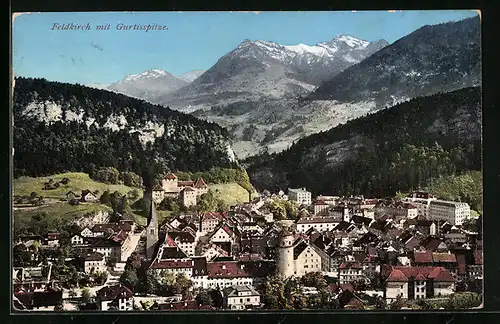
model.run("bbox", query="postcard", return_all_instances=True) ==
[11,10,482,312]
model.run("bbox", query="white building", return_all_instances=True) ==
[288,188,312,206]
[428,200,470,226]
[275,233,323,278]
[223,285,261,310]
[96,285,134,311]
[313,200,329,216]
[404,192,438,218]
[296,217,339,233]
[200,212,227,234]
[84,252,106,274]
[384,266,456,303]
[71,234,84,246]
[338,262,364,284]
[80,227,94,238]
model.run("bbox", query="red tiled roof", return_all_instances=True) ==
[428,267,455,282]
[194,177,208,188]
[432,253,457,263]
[314,200,327,206]
[415,273,426,281]
[150,260,194,269]
[339,262,363,269]
[206,261,250,278]
[386,269,408,282]
[164,172,177,180]
[96,285,133,301]
[414,251,433,263]
[383,266,455,282]
[328,283,354,293]
[181,186,196,192]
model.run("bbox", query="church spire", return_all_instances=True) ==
[146,195,159,261]
[147,197,158,228]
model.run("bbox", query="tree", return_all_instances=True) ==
[92,271,108,285]
[69,289,78,298]
[125,252,142,271]
[195,289,213,306]
[30,191,37,200]
[443,292,482,309]
[389,295,405,310]
[81,288,92,303]
[54,303,65,311]
[92,167,121,184]
[127,189,139,201]
[300,272,327,290]
[120,269,139,289]
[100,190,111,204]
[123,171,143,187]
[173,273,193,298]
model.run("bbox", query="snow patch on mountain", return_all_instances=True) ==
[178,69,206,83]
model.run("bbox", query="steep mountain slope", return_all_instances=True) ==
[160,35,388,108]
[107,69,188,102]
[246,87,482,197]
[13,77,236,183]
[179,69,206,83]
[308,16,481,107]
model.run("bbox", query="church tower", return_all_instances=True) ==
[276,229,295,278]
[146,196,159,261]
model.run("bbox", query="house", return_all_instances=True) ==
[192,260,274,289]
[338,262,364,284]
[180,187,197,207]
[288,188,312,206]
[382,265,456,302]
[44,233,60,247]
[201,243,230,261]
[96,285,134,311]
[193,177,209,195]
[413,251,458,277]
[468,249,483,280]
[92,231,131,262]
[149,245,194,278]
[222,285,261,310]
[167,231,197,256]
[71,234,85,246]
[162,172,180,196]
[84,252,106,274]
[404,192,437,218]
[291,239,323,276]
[80,227,94,238]
[296,216,340,233]
[66,191,77,201]
[380,201,418,220]
[313,200,329,216]
[81,190,99,202]
[150,300,214,311]
[209,223,237,245]
[200,212,228,234]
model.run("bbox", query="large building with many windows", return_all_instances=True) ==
[428,200,470,226]
[288,188,312,206]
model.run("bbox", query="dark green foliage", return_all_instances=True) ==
[91,167,121,184]
[122,171,143,187]
[248,87,481,197]
[195,289,213,306]
[13,77,235,184]
[99,190,110,204]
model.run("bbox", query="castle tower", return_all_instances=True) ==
[276,230,295,278]
[162,172,179,193]
[146,197,159,261]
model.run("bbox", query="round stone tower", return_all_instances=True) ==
[276,229,295,278]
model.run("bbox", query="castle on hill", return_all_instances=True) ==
[151,172,208,207]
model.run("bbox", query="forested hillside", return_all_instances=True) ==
[13,77,237,187]
[246,87,482,197]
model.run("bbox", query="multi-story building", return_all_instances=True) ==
[83,252,106,274]
[222,285,261,310]
[382,265,456,302]
[404,192,437,218]
[200,212,227,234]
[288,188,312,206]
[180,187,197,207]
[313,200,329,216]
[428,200,470,226]
[338,262,364,284]
[296,217,340,233]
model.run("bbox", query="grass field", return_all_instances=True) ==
[13,202,113,232]
[209,183,258,206]
[13,172,143,199]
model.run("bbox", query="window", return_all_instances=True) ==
[247,298,250,302]
[240,298,243,303]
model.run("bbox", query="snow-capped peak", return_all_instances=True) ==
[124,69,171,81]
[330,35,370,48]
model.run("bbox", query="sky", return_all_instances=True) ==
[12,10,479,85]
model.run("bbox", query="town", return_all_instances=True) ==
[12,172,483,311]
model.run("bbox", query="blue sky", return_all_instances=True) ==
[12,10,478,85]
